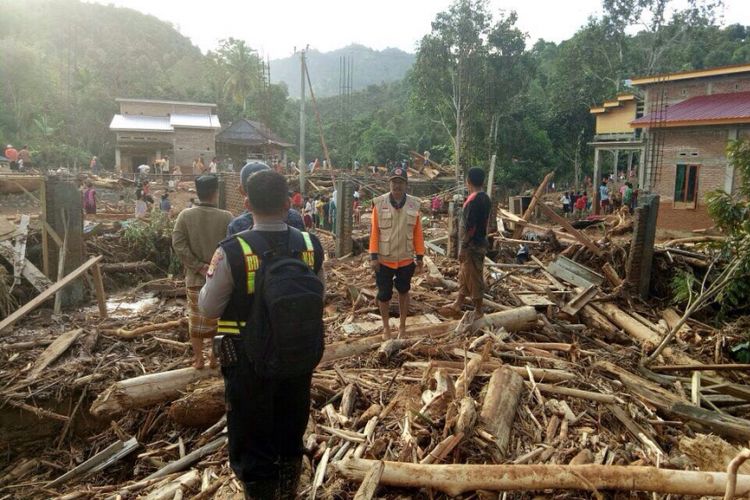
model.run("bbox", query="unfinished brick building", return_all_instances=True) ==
[629,64,750,231]
[110,98,221,174]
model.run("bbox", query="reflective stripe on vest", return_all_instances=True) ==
[235,232,316,295]
[217,319,246,335]
[236,236,260,293]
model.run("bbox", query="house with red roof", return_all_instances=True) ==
[591,63,750,231]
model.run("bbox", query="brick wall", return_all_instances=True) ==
[644,73,750,111]
[173,128,216,171]
[222,173,245,215]
[651,125,750,231]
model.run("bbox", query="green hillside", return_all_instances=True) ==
[270,44,415,99]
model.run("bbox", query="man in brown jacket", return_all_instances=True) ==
[172,175,233,368]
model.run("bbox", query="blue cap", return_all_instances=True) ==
[240,161,271,192]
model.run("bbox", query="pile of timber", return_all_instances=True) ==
[0,215,749,498]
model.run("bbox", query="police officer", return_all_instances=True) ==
[199,170,325,499]
[227,161,305,236]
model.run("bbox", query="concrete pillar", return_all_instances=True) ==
[627,151,634,178]
[612,149,619,180]
[593,148,601,215]
[43,175,85,308]
[725,128,739,193]
[638,147,647,190]
[115,148,121,171]
[334,179,354,257]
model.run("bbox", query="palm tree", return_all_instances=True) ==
[220,39,261,113]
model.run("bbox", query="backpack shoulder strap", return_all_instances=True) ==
[288,227,316,268]
[238,230,271,259]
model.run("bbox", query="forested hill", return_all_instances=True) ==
[270,44,415,99]
[0,0,214,165]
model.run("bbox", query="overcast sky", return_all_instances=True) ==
[90,0,750,59]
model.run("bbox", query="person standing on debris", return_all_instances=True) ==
[160,192,172,214]
[560,191,571,217]
[4,145,18,170]
[623,182,634,213]
[83,181,97,215]
[448,167,491,319]
[369,166,424,339]
[599,179,610,214]
[18,145,31,170]
[90,156,99,175]
[431,194,443,218]
[134,191,148,219]
[172,175,233,369]
[574,191,587,217]
[209,157,218,174]
[226,161,305,236]
[199,170,325,499]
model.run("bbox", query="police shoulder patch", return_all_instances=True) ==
[207,249,224,278]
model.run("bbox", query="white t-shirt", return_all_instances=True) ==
[353,190,360,200]
[209,162,217,173]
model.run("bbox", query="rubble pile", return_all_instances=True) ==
[1,192,750,499]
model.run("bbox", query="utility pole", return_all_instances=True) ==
[299,48,306,195]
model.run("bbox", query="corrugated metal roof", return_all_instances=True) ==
[216,118,293,148]
[170,114,221,129]
[631,91,750,127]
[110,114,221,131]
[110,115,172,132]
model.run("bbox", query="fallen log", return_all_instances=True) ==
[334,458,750,496]
[168,381,225,428]
[90,367,218,419]
[480,367,523,456]
[593,302,699,365]
[91,307,539,418]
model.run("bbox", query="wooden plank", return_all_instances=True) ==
[537,202,604,257]
[47,437,139,487]
[28,328,83,379]
[561,284,598,316]
[652,364,750,372]
[353,460,384,500]
[0,241,52,293]
[90,262,108,318]
[0,255,103,334]
[513,172,554,238]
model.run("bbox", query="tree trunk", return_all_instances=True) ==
[479,367,523,456]
[91,308,538,418]
[334,458,750,497]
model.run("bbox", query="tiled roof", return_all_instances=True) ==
[631,91,750,127]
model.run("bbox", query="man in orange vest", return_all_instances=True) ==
[369,167,424,339]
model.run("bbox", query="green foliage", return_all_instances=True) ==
[700,139,750,313]
[122,211,181,274]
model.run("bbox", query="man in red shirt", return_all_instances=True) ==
[4,145,18,170]
[449,167,492,319]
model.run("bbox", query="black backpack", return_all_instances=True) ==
[237,228,325,378]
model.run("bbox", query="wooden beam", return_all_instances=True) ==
[0,241,52,293]
[537,202,604,257]
[513,171,553,238]
[90,262,108,318]
[0,255,103,334]
[335,458,750,496]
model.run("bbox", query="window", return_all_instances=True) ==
[674,164,698,207]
